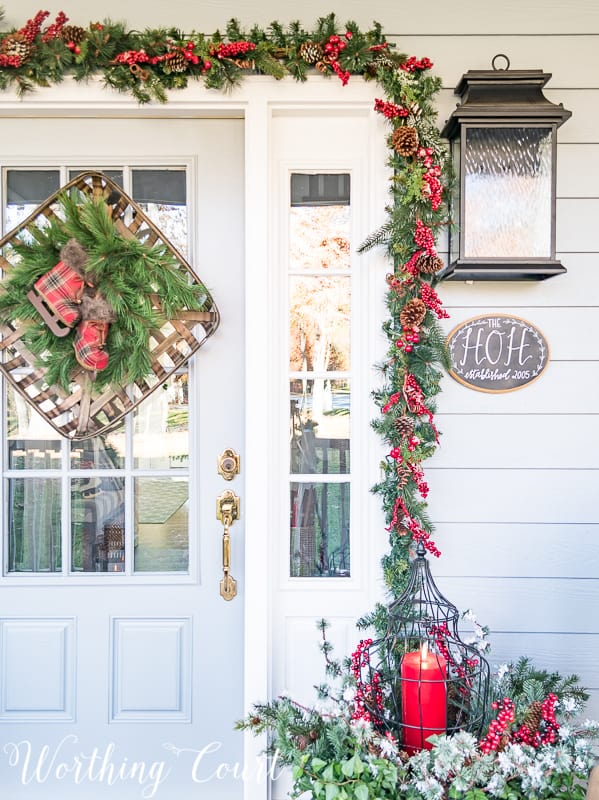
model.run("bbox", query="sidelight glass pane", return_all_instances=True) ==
[133,372,189,469]
[71,476,125,572]
[290,482,350,577]
[289,276,351,372]
[134,478,189,572]
[7,477,61,572]
[289,205,351,272]
[290,379,350,474]
[7,385,61,469]
[463,127,552,258]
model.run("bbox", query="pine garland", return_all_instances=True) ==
[0,191,212,391]
[0,8,451,611]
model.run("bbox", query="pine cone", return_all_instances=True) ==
[61,25,86,45]
[396,465,411,488]
[295,735,309,751]
[299,40,324,64]
[523,701,544,734]
[392,126,419,157]
[365,54,394,76]
[394,415,414,438]
[1,34,33,62]
[164,51,189,74]
[400,298,427,329]
[414,253,444,275]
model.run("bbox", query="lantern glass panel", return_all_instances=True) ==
[450,137,461,265]
[463,126,553,259]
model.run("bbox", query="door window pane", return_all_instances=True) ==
[290,482,350,577]
[134,478,189,572]
[70,428,125,470]
[133,372,189,469]
[132,168,188,257]
[71,477,125,572]
[5,170,60,231]
[7,385,61,469]
[7,477,61,572]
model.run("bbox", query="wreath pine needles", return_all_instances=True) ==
[0,191,213,391]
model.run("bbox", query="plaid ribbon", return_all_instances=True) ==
[33,261,85,327]
[73,319,110,371]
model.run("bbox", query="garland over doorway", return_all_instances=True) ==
[0,7,450,591]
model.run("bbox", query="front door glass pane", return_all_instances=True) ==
[133,371,189,469]
[290,481,350,577]
[134,477,189,572]
[71,476,125,572]
[7,477,62,572]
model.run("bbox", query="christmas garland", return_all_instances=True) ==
[0,190,211,391]
[0,8,451,604]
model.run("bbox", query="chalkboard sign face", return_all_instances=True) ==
[446,315,549,393]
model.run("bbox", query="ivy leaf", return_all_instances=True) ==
[354,784,369,800]
[325,782,340,800]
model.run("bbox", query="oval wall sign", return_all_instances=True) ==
[446,314,549,393]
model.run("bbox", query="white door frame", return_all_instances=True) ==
[0,75,385,800]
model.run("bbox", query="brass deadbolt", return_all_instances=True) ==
[218,448,240,481]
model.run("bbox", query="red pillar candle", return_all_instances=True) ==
[401,642,447,751]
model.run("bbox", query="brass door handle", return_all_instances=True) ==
[217,490,240,601]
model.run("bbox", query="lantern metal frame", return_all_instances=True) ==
[440,62,571,281]
[359,542,490,749]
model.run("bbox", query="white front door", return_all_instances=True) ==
[0,117,246,799]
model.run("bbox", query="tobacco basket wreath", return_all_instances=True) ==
[0,171,219,439]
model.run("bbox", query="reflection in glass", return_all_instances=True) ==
[5,170,60,231]
[290,482,350,577]
[71,476,125,572]
[7,478,61,572]
[133,372,189,469]
[134,478,189,572]
[464,127,552,258]
[7,385,61,469]
[70,427,125,470]
[290,379,350,474]
[289,276,350,372]
[289,205,351,272]
[133,169,187,257]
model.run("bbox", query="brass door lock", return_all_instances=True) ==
[217,448,240,481]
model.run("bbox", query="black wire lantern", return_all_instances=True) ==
[358,541,490,751]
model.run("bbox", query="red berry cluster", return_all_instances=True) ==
[513,693,560,747]
[420,283,449,320]
[0,53,21,67]
[381,391,402,414]
[113,43,202,69]
[396,324,421,354]
[350,639,383,722]
[18,10,50,43]
[479,698,516,755]
[374,98,409,119]
[400,55,433,73]
[414,219,437,256]
[41,11,68,43]
[387,495,441,557]
[323,34,350,85]
[417,146,443,211]
[408,462,429,499]
[209,41,256,59]
[402,252,424,277]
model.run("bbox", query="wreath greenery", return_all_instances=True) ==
[0,190,212,391]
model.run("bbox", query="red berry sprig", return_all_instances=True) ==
[420,283,449,320]
[18,10,50,43]
[417,146,443,211]
[42,11,69,43]
[414,219,437,256]
[400,55,433,73]
[322,34,350,85]
[350,639,384,722]
[209,41,256,59]
[395,324,421,355]
[374,98,409,119]
[479,698,516,755]
[0,54,21,68]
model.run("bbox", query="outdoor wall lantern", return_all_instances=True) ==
[440,56,571,281]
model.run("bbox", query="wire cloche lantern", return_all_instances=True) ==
[358,541,490,751]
